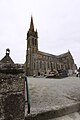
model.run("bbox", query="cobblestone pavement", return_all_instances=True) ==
[25,76,80,115]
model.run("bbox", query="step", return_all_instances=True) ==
[25,102,80,120]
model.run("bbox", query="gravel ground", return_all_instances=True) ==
[26,76,80,114]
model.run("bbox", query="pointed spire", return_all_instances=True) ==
[36,29,37,32]
[68,49,70,54]
[30,16,34,31]
[35,29,38,38]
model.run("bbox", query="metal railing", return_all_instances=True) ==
[25,76,30,114]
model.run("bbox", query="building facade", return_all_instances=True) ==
[26,16,76,76]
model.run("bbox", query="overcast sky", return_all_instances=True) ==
[0,0,80,67]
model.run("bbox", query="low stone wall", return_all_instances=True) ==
[0,73,25,120]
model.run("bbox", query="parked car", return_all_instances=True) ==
[45,70,58,78]
[56,69,68,78]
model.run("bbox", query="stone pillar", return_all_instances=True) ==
[0,72,25,120]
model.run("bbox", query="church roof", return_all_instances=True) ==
[57,51,72,58]
[38,51,56,57]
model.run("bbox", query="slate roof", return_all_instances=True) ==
[38,51,56,57]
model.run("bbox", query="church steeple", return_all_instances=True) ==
[26,16,38,76]
[27,16,38,39]
[29,16,34,31]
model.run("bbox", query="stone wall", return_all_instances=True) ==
[0,73,25,120]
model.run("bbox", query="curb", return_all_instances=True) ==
[25,102,80,120]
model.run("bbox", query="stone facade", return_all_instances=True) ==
[0,73,25,120]
[0,49,25,120]
[26,17,77,76]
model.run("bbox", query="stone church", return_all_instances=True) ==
[26,16,76,76]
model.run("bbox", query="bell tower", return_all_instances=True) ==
[26,16,38,75]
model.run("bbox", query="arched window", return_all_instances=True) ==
[40,61,42,69]
[32,38,34,45]
[34,62,35,70]
[35,39,37,45]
